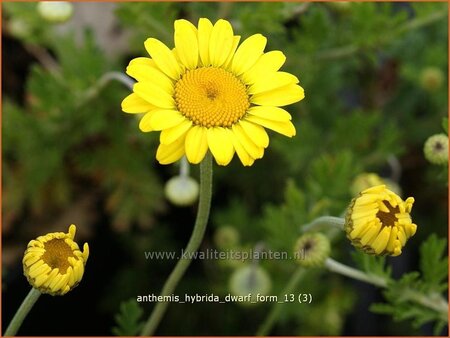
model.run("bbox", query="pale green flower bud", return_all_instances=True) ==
[424,133,448,165]
[420,67,444,92]
[229,265,271,305]
[214,225,240,250]
[294,233,330,267]
[37,2,73,23]
[164,176,199,206]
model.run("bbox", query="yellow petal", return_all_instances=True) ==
[28,240,44,248]
[227,128,255,166]
[372,227,391,254]
[247,106,292,122]
[28,264,51,279]
[160,119,193,145]
[139,109,185,132]
[73,260,84,281]
[223,36,241,69]
[53,273,69,292]
[133,82,175,109]
[209,19,234,67]
[251,84,305,106]
[43,269,59,287]
[391,246,402,257]
[24,247,45,254]
[239,120,269,148]
[23,254,41,266]
[397,226,407,246]
[138,111,157,132]
[232,123,264,159]
[67,266,75,287]
[207,127,235,165]
[363,185,386,194]
[378,201,390,213]
[241,51,286,85]
[144,38,182,80]
[156,136,186,165]
[126,64,174,94]
[48,273,63,290]
[121,93,155,114]
[174,19,199,69]
[360,224,381,246]
[128,57,155,67]
[198,18,213,66]
[354,194,377,205]
[248,72,299,95]
[231,34,267,75]
[185,126,209,164]
[405,197,414,212]
[82,243,89,262]
[405,223,417,237]
[245,115,296,137]
[34,273,50,287]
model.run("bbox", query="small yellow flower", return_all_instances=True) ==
[345,185,417,256]
[23,224,89,295]
[122,18,304,166]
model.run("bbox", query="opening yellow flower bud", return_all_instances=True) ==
[22,224,89,295]
[345,185,417,256]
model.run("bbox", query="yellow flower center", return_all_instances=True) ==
[376,201,400,227]
[174,67,250,128]
[41,238,77,274]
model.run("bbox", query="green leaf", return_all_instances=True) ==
[351,252,392,281]
[112,298,144,336]
[420,234,448,292]
[261,179,307,252]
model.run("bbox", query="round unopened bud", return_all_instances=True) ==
[329,2,352,14]
[424,133,448,165]
[420,67,444,92]
[164,176,199,206]
[217,245,247,269]
[294,233,330,267]
[8,20,30,39]
[229,265,271,305]
[214,226,240,250]
[37,2,73,23]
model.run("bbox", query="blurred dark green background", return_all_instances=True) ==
[2,2,448,336]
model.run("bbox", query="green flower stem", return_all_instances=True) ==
[78,71,135,109]
[301,216,345,233]
[4,288,42,336]
[325,257,388,287]
[403,290,448,318]
[256,267,306,336]
[140,152,213,336]
[179,156,189,177]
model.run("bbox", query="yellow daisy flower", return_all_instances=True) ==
[345,185,417,256]
[22,224,89,295]
[122,18,304,166]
